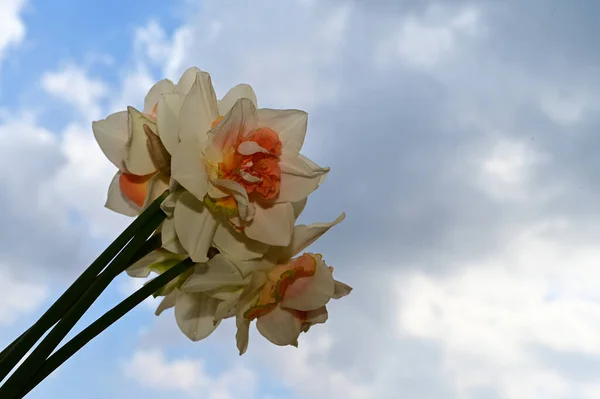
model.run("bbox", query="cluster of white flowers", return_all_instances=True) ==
[92,67,351,354]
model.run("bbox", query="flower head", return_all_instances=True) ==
[170,71,329,262]
[178,213,351,354]
[92,67,209,216]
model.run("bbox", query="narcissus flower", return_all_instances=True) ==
[179,213,351,354]
[92,67,213,216]
[170,72,329,262]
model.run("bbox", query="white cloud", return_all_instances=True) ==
[0,0,26,62]
[0,267,47,325]
[398,218,600,398]
[123,348,258,399]
[476,138,546,202]
[376,5,481,69]
[148,1,352,110]
[41,64,109,121]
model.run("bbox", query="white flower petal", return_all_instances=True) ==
[181,255,244,292]
[125,106,158,175]
[142,173,169,210]
[236,316,251,355]
[157,92,185,154]
[210,98,258,152]
[281,257,335,311]
[292,198,307,219]
[92,111,128,169]
[237,140,269,155]
[258,108,308,154]
[287,213,346,258]
[179,72,219,146]
[126,249,169,278]
[213,223,268,261]
[211,179,252,221]
[280,153,329,176]
[239,170,261,183]
[333,280,353,299]
[245,202,294,246]
[160,190,183,216]
[214,290,244,322]
[276,154,329,203]
[174,66,202,94]
[235,259,276,277]
[156,290,179,316]
[105,171,139,216]
[219,84,257,116]
[144,79,175,115]
[174,192,219,262]
[256,306,302,347]
[171,140,209,201]
[161,217,187,254]
[301,306,329,333]
[174,291,221,341]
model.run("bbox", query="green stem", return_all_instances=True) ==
[0,192,168,382]
[0,211,167,398]
[0,234,161,369]
[20,258,194,398]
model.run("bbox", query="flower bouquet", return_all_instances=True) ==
[0,67,352,398]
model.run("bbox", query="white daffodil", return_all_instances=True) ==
[170,72,328,263]
[92,67,207,216]
[178,213,350,354]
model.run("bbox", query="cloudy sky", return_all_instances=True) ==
[2,0,600,398]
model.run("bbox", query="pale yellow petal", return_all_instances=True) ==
[181,254,245,292]
[142,173,169,210]
[213,223,268,261]
[174,66,202,94]
[277,153,329,203]
[156,290,179,316]
[144,79,175,114]
[333,280,353,299]
[209,98,258,153]
[219,84,258,116]
[287,213,345,258]
[301,306,329,333]
[236,316,251,355]
[257,108,307,154]
[210,179,252,221]
[171,140,209,201]
[125,106,158,175]
[281,256,335,311]
[244,202,294,246]
[174,192,219,262]
[174,291,221,341]
[256,306,302,347]
[92,111,128,169]
[178,72,219,145]
[161,217,187,254]
[214,289,244,322]
[160,190,183,217]
[105,171,139,216]
[156,92,185,154]
[126,249,169,278]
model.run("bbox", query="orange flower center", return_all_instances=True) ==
[218,127,282,201]
[244,253,317,320]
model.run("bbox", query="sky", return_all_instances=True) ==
[2,0,600,398]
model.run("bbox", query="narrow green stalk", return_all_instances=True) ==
[0,330,26,363]
[0,212,167,398]
[0,235,161,367]
[19,258,194,398]
[0,191,168,382]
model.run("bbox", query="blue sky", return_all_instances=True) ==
[4,0,600,398]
